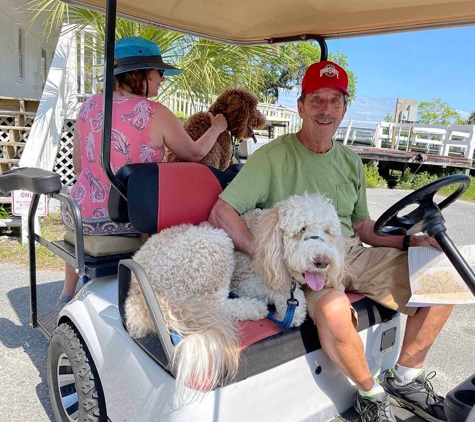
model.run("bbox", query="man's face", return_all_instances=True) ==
[297,87,347,141]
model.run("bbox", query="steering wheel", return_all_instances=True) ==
[374,174,470,237]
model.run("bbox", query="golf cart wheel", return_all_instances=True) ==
[47,322,107,422]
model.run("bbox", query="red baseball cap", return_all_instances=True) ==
[301,61,349,97]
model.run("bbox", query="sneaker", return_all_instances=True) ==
[354,391,396,421]
[380,368,446,422]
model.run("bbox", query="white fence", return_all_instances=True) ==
[334,119,475,159]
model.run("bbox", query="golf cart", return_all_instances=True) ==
[1,0,475,421]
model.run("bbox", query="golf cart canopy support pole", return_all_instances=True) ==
[101,0,128,199]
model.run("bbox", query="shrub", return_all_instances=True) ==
[396,170,439,190]
[0,205,12,219]
[364,165,387,188]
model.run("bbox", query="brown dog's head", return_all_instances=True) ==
[209,87,266,141]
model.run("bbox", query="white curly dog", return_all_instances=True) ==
[125,192,350,402]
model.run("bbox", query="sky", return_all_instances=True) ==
[279,26,475,122]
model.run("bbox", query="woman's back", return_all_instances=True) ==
[64,93,164,235]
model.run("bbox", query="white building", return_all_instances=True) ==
[0,0,59,99]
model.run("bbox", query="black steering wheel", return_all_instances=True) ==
[374,174,470,237]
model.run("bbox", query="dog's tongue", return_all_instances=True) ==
[305,272,325,291]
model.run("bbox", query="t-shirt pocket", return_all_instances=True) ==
[336,183,358,217]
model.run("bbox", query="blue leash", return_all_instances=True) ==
[266,279,299,330]
[170,280,299,345]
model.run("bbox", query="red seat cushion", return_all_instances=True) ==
[237,293,365,349]
[127,162,223,233]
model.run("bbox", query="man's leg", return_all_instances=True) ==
[312,289,396,421]
[398,305,453,368]
[314,289,373,390]
[347,245,450,421]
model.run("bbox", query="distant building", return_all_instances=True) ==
[394,99,418,123]
[0,0,59,99]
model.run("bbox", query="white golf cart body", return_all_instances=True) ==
[2,0,475,421]
[66,277,400,421]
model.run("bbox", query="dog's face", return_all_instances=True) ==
[253,193,347,293]
[278,194,345,291]
[210,87,266,140]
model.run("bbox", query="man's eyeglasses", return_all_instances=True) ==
[158,69,165,77]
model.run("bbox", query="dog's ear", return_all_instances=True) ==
[253,207,291,292]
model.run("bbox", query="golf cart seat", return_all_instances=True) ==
[116,162,399,385]
[62,162,242,258]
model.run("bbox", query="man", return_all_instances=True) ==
[209,61,451,422]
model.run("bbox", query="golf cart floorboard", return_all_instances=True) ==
[37,309,60,338]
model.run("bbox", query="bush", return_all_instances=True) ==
[174,111,189,123]
[439,175,475,201]
[364,165,387,188]
[0,205,12,219]
[395,170,439,190]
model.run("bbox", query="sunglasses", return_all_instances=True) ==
[157,69,165,77]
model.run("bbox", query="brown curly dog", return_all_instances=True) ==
[164,87,266,170]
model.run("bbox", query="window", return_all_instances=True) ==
[18,28,24,79]
[41,48,47,90]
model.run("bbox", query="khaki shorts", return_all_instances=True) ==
[305,244,417,327]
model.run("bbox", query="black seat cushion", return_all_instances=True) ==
[0,167,62,195]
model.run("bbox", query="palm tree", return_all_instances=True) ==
[25,0,285,103]
[468,110,475,125]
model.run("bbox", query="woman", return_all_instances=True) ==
[59,36,227,307]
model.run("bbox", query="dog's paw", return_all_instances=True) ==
[223,297,268,321]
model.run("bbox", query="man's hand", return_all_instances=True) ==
[410,234,442,251]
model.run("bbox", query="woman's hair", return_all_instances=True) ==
[114,68,148,97]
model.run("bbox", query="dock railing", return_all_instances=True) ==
[334,119,475,160]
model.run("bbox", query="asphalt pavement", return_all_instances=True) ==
[0,188,474,422]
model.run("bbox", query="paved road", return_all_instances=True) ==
[0,188,474,422]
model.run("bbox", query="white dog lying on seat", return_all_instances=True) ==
[125,192,350,402]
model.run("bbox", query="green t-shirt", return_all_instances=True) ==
[220,133,370,238]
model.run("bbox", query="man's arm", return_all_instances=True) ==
[208,199,255,257]
[353,219,441,250]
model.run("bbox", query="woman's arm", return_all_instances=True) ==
[72,128,82,175]
[150,106,227,162]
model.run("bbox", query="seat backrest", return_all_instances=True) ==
[126,162,223,234]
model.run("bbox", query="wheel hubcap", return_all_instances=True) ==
[57,352,78,421]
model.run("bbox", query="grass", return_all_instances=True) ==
[0,212,66,271]
[395,170,475,202]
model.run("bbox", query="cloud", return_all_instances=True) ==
[456,110,470,120]
[277,93,472,123]
[345,97,396,121]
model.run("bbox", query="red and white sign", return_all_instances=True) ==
[12,190,48,217]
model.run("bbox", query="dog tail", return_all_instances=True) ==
[162,296,240,403]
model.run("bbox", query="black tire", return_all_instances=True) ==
[47,322,107,422]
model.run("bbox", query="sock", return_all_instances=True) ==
[358,380,385,399]
[394,363,423,384]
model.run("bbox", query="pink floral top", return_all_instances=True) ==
[62,94,164,235]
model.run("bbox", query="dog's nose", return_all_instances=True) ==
[313,256,330,269]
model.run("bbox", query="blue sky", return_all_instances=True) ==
[279,26,475,122]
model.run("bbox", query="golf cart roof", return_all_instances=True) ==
[65,0,475,43]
